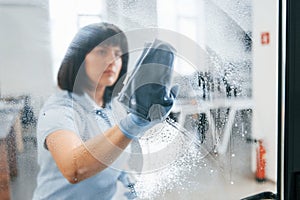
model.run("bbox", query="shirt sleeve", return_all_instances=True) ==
[37,105,80,150]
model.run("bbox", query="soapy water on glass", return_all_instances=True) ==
[125,71,250,199]
[109,39,251,198]
[131,117,224,199]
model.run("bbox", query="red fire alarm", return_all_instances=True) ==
[261,32,270,45]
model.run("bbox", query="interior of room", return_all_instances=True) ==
[0,0,282,199]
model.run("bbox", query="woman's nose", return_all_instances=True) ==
[107,50,117,64]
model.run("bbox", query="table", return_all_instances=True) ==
[174,98,253,154]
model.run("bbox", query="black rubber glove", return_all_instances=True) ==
[118,39,178,122]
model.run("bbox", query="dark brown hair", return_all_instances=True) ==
[57,22,129,104]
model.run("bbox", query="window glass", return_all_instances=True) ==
[0,0,278,199]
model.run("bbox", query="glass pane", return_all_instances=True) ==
[0,0,279,199]
[77,15,102,28]
[76,0,105,15]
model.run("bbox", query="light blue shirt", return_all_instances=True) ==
[33,90,130,200]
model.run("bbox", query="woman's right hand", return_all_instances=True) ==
[118,39,178,139]
[119,84,178,139]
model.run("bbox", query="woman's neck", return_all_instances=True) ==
[86,86,106,107]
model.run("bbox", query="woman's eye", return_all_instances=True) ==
[99,49,107,55]
[115,52,122,58]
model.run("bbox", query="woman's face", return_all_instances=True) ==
[85,44,123,88]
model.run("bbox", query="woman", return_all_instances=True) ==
[33,22,176,199]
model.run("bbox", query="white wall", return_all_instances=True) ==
[252,0,279,182]
[0,2,55,97]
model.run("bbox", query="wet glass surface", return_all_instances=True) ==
[0,0,278,199]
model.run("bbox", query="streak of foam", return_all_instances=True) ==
[134,120,223,199]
